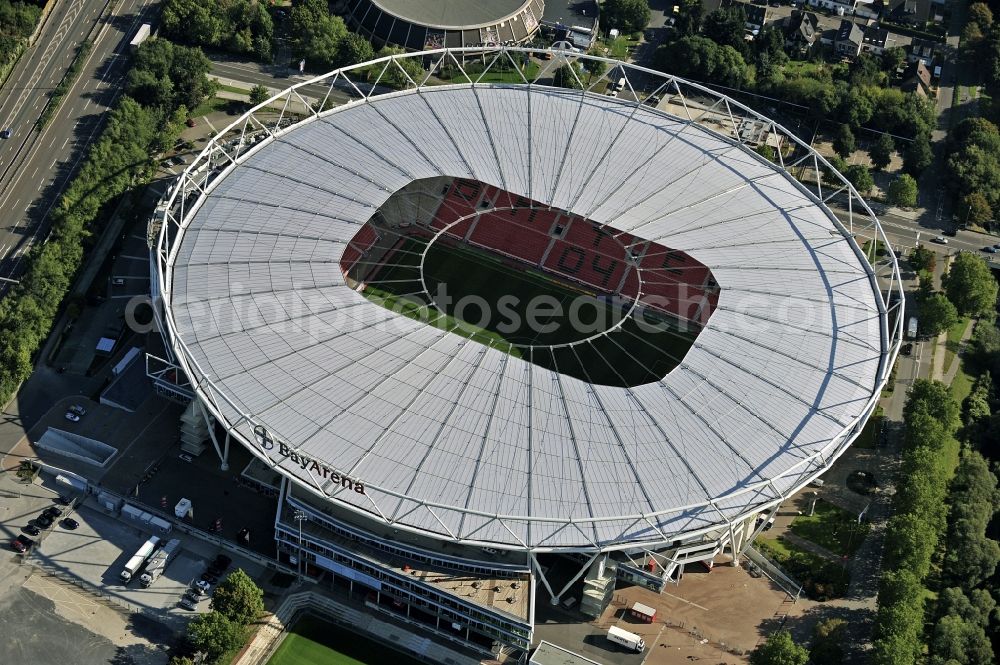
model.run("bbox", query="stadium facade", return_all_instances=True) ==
[149,48,903,657]
[343,0,544,50]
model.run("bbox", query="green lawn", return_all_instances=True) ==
[362,237,696,387]
[787,499,871,558]
[943,316,969,374]
[451,61,540,84]
[949,361,975,404]
[267,615,422,665]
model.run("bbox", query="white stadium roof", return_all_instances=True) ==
[158,49,900,551]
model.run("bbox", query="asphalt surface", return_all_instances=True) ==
[0,0,159,293]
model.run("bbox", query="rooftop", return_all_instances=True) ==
[369,0,530,29]
[162,58,890,552]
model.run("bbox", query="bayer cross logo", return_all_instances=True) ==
[253,424,275,450]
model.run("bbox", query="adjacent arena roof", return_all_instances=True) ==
[158,49,900,552]
[343,0,543,49]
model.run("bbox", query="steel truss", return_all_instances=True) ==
[150,47,904,558]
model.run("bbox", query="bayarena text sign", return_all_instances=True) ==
[254,425,366,494]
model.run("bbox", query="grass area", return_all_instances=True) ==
[362,237,696,387]
[267,615,422,665]
[190,95,232,117]
[943,316,970,374]
[788,499,872,558]
[459,61,540,84]
[597,36,640,61]
[949,360,975,404]
[219,83,251,95]
[756,536,850,601]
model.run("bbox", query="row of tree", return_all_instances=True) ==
[161,0,274,62]
[870,380,960,665]
[172,568,266,664]
[945,117,1000,228]
[0,37,213,405]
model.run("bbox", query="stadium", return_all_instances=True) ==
[342,0,544,50]
[150,48,903,657]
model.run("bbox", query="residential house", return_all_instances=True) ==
[807,0,877,17]
[899,60,932,96]
[861,25,889,54]
[783,10,820,53]
[743,4,768,33]
[880,0,931,24]
[834,19,864,58]
[908,37,936,64]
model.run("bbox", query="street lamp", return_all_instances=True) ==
[293,510,308,580]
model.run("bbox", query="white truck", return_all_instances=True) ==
[120,535,160,583]
[139,538,181,588]
[129,23,151,52]
[607,626,646,652]
[907,316,918,340]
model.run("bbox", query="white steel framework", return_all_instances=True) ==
[152,47,904,556]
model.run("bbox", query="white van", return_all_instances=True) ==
[615,77,626,92]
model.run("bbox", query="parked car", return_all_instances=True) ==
[22,524,40,536]
[111,277,125,286]
[983,246,998,254]
[178,453,193,463]
[200,572,218,584]
[180,596,199,610]
[55,495,73,506]
[211,554,232,572]
[35,514,53,528]
[902,342,913,356]
[60,518,79,530]
[43,506,63,518]
[194,580,212,595]
[68,404,86,416]
[12,535,34,552]
[64,412,80,422]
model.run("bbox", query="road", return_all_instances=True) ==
[0,0,158,292]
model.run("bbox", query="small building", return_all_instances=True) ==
[743,4,768,33]
[807,0,876,17]
[783,10,820,53]
[861,25,889,54]
[900,60,932,96]
[834,19,865,58]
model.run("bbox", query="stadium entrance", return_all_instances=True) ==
[340,177,720,387]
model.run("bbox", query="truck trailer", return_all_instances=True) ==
[120,535,160,583]
[139,538,181,588]
[129,24,151,52]
[607,626,645,652]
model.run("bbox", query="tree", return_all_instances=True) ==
[845,164,874,193]
[552,63,582,89]
[186,611,243,661]
[909,245,936,272]
[870,133,895,171]
[969,2,994,30]
[248,84,269,106]
[654,36,749,88]
[335,32,374,68]
[919,293,959,337]
[887,174,918,207]
[291,0,349,71]
[374,46,425,88]
[904,380,960,431]
[674,0,703,36]
[602,0,651,34]
[583,57,607,83]
[750,630,809,665]
[832,123,855,158]
[960,192,993,227]
[903,133,933,176]
[810,618,847,665]
[703,6,749,54]
[943,252,1000,317]
[882,46,907,73]
[210,568,264,626]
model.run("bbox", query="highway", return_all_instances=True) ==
[0,0,158,292]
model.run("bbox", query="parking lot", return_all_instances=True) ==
[29,498,266,631]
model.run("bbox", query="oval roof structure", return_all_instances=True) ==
[162,52,895,551]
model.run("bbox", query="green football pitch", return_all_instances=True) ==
[266,615,422,665]
[362,237,696,387]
